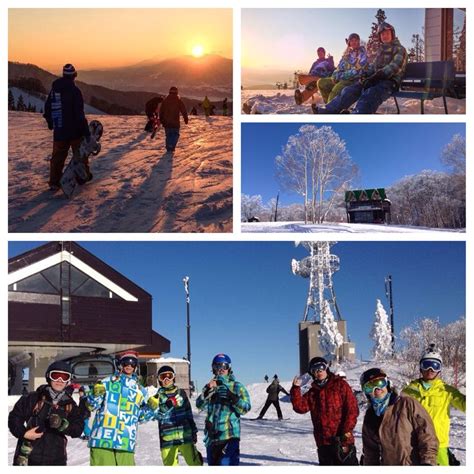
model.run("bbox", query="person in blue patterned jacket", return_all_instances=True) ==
[317,33,368,104]
[146,365,202,466]
[196,353,251,465]
[85,351,154,466]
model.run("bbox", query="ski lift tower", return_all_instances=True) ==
[292,242,355,373]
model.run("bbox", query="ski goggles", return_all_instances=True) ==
[158,372,175,382]
[363,377,388,394]
[49,371,72,383]
[120,357,138,368]
[212,362,230,372]
[309,362,328,373]
[420,359,442,372]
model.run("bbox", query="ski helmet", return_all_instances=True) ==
[212,353,232,373]
[377,22,396,41]
[360,368,390,391]
[419,344,442,372]
[118,350,139,370]
[308,357,329,375]
[169,86,178,94]
[45,361,72,383]
[157,365,176,385]
[336,370,347,378]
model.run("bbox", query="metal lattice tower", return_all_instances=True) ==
[291,241,343,322]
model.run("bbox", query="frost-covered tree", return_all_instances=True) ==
[319,299,343,361]
[275,125,358,224]
[370,299,393,360]
[366,9,387,61]
[441,134,466,177]
[241,194,264,221]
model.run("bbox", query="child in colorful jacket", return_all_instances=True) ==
[318,33,368,103]
[147,365,202,466]
[196,354,251,465]
[86,351,154,466]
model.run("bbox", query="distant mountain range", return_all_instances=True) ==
[9,61,232,115]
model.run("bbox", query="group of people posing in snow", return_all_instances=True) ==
[295,21,407,114]
[9,345,465,466]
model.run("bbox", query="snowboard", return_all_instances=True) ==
[60,120,103,198]
[297,74,321,86]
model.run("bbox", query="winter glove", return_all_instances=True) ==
[48,414,69,432]
[147,396,159,411]
[216,385,239,404]
[362,69,385,89]
[92,382,106,397]
[165,393,184,409]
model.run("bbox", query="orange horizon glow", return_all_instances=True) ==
[9,9,232,73]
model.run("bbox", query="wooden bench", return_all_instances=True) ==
[393,61,456,114]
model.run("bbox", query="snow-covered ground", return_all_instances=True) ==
[241,89,466,115]
[241,221,464,234]
[8,360,465,466]
[8,111,232,233]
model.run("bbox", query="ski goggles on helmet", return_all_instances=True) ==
[363,377,388,394]
[49,371,72,383]
[120,357,138,368]
[420,359,442,372]
[158,371,175,382]
[212,362,230,372]
[309,362,328,373]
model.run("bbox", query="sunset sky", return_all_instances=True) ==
[9,9,233,73]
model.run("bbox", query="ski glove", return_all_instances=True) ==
[147,396,159,411]
[92,382,106,397]
[216,385,239,404]
[165,393,184,409]
[48,414,69,432]
[362,70,386,89]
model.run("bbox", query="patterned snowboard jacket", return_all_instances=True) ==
[196,374,251,447]
[86,372,151,453]
[366,38,407,88]
[290,373,359,447]
[333,46,369,82]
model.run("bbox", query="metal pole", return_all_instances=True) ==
[274,192,280,222]
[385,275,395,356]
[183,277,191,390]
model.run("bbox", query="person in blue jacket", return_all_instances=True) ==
[43,63,91,191]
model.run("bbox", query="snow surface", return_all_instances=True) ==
[241,89,466,115]
[7,360,465,465]
[241,221,464,234]
[8,111,232,233]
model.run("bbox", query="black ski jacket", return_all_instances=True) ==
[43,77,90,141]
[266,381,290,402]
[8,384,83,465]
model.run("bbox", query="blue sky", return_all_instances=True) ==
[9,241,465,387]
[242,122,465,206]
[242,8,425,80]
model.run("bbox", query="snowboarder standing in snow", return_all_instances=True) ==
[201,95,212,117]
[257,375,289,420]
[314,22,407,114]
[360,367,438,465]
[85,351,154,466]
[196,354,251,465]
[144,96,163,132]
[402,344,465,465]
[146,365,202,466]
[8,361,83,465]
[290,357,359,465]
[159,86,189,153]
[43,63,91,191]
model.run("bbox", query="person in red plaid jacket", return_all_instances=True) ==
[290,357,359,465]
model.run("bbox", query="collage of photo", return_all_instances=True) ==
[6,2,467,468]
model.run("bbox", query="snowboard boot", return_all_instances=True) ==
[294,89,303,105]
[311,104,319,114]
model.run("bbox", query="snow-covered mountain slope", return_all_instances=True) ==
[8,112,232,233]
[241,221,464,234]
[8,360,465,465]
[241,89,466,115]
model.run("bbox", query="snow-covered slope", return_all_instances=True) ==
[241,89,466,115]
[241,221,464,234]
[8,111,232,233]
[8,360,465,465]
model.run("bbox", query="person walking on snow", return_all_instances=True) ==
[360,367,438,465]
[196,353,251,465]
[8,361,83,465]
[290,357,359,465]
[257,376,289,420]
[314,22,407,114]
[146,365,202,466]
[43,63,91,191]
[86,351,154,466]
[402,344,465,466]
[201,95,212,117]
[159,86,189,153]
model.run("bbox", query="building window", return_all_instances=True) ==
[452,9,466,72]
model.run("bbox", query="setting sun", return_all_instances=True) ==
[192,44,204,57]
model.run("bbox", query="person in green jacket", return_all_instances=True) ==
[403,344,466,466]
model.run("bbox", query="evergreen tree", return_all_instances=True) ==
[8,89,15,110]
[366,9,387,62]
[16,94,26,111]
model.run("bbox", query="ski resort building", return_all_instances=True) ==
[8,241,170,394]
[345,188,391,224]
